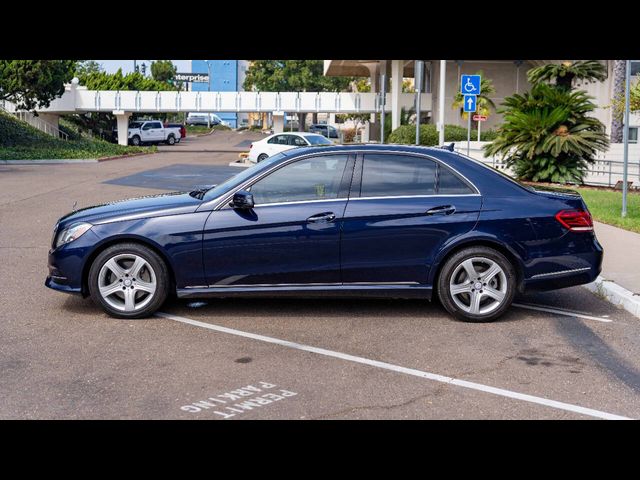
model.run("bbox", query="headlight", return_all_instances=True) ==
[55,222,92,248]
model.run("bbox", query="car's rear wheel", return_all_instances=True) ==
[167,134,175,145]
[88,243,169,319]
[437,246,516,323]
[257,153,268,162]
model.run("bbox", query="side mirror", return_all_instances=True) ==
[230,190,254,209]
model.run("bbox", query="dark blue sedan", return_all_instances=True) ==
[45,144,603,322]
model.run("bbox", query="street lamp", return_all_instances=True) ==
[205,60,212,128]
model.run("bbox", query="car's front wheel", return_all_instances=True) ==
[88,243,170,319]
[437,246,516,323]
[130,135,141,146]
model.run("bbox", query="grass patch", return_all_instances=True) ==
[575,187,640,234]
[0,111,153,160]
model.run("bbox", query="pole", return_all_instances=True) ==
[477,117,481,142]
[467,112,471,156]
[206,61,211,129]
[380,73,386,144]
[415,60,423,146]
[622,60,631,217]
[438,60,446,146]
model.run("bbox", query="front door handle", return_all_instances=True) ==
[307,212,336,223]
[426,205,456,216]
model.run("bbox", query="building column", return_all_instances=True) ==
[272,112,284,133]
[391,60,403,131]
[113,111,131,146]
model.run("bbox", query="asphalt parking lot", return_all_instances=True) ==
[1,131,640,420]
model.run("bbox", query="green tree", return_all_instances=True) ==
[244,60,357,131]
[452,72,496,127]
[76,68,176,91]
[484,79,609,184]
[75,60,103,77]
[527,60,607,92]
[0,60,76,111]
[150,60,177,83]
[610,60,626,142]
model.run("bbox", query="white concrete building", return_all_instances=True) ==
[323,60,640,141]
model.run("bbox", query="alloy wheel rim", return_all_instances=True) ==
[449,257,507,315]
[98,254,157,312]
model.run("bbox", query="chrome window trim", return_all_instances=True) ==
[202,148,482,212]
[248,198,350,208]
[348,194,481,201]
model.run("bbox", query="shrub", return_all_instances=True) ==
[342,128,357,143]
[387,124,499,146]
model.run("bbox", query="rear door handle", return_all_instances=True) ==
[426,205,456,216]
[307,212,336,223]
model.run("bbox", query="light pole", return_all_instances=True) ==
[205,60,212,128]
[622,60,632,217]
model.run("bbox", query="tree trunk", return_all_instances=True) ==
[298,112,307,132]
[611,60,626,143]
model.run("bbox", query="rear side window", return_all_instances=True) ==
[361,154,436,197]
[438,165,475,194]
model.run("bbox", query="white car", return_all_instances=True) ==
[248,132,333,163]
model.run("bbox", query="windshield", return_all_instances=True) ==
[129,122,142,129]
[306,135,333,145]
[201,152,289,202]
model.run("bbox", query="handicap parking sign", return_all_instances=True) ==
[460,75,481,95]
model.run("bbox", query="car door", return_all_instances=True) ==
[265,135,288,155]
[151,121,165,141]
[340,152,482,285]
[140,122,154,142]
[202,153,355,286]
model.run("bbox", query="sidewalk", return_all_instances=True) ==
[594,222,640,295]
[585,222,640,317]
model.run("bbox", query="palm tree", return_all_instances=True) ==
[610,60,626,142]
[452,72,496,128]
[484,83,609,183]
[527,60,607,91]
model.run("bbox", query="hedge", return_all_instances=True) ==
[387,124,498,146]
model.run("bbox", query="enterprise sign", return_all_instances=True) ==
[175,73,210,83]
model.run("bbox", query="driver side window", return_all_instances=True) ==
[249,155,349,205]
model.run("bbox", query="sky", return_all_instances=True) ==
[94,60,192,74]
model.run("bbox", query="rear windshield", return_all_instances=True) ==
[305,135,333,145]
[455,151,534,192]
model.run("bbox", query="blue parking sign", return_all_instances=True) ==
[463,94,477,112]
[460,75,481,95]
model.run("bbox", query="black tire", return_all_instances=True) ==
[437,246,516,323]
[257,153,268,162]
[87,243,170,319]
[131,135,141,146]
[166,134,175,145]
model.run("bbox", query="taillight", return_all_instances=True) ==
[555,209,593,232]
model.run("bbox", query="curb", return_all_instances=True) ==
[0,158,98,164]
[583,276,640,318]
[0,151,155,165]
[97,151,155,162]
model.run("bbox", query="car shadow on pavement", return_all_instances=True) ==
[554,318,640,394]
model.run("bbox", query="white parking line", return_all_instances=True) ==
[512,303,613,323]
[156,311,631,420]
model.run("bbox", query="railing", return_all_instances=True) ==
[455,143,640,189]
[74,90,432,114]
[14,111,69,141]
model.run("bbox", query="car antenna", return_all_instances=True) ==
[439,143,455,151]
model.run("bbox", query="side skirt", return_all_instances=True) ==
[177,283,433,300]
